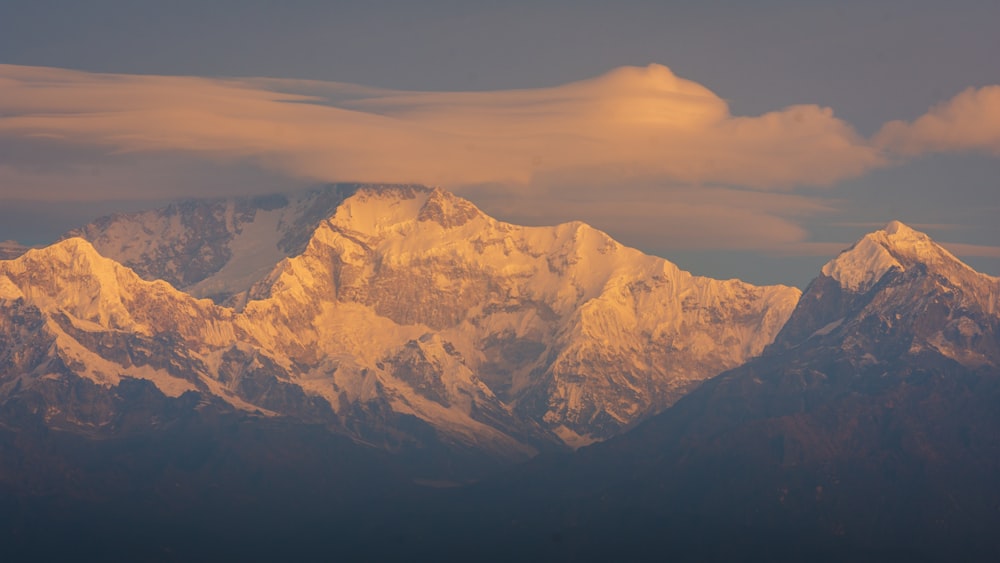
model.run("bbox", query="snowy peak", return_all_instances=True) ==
[1,237,137,328]
[10,237,166,299]
[2,183,803,456]
[417,187,484,228]
[0,237,235,344]
[820,234,901,293]
[327,185,432,237]
[821,220,974,292]
[326,185,484,237]
[876,220,962,267]
[264,184,802,440]
[64,184,361,304]
[774,221,1000,367]
[9,237,130,291]
[883,219,915,237]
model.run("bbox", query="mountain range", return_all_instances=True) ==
[411,217,1000,561]
[0,184,798,466]
[0,183,997,561]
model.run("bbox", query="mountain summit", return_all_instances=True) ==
[2,211,998,560]
[240,184,802,447]
[63,184,363,306]
[464,221,1000,560]
[773,220,999,367]
[820,220,984,292]
[0,184,800,469]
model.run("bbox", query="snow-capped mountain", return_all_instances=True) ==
[244,185,800,445]
[771,220,999,366]
[63,184,361,307]
[0,184,799,460]
[450,221,1000,560]
[4,215,998,560]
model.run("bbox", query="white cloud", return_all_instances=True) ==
[876,85,1000,156]
[0,63,884,197]
[3,63,998,257]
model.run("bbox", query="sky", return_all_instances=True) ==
[1,0,998,287]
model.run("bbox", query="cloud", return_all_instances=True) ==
[0,63,884,199]
[876,85,1000,156]
[4,63,997,262]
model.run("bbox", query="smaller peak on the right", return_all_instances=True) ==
[881,220,926,240]
[871,221,943,260]
[883,220,910,235]
[819,220,985,293]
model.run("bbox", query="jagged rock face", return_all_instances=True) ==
[0,298,52,382]
[249,185,800,444]
[458,222,1000,560]
[64,184,361,304]
[0,242,274,431]
[0,184,800,463]
[771,220,1000,368]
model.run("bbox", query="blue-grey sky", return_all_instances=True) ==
[1,0,998,287]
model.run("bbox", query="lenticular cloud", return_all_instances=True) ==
[0,63,884,193]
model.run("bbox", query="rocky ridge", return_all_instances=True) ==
[448,221,1000,560]
[0,184,801,463]
[63,184,363,306]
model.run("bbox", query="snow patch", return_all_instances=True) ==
[811,318,844,338]
[821,236,901,292]
[820,221,975,292]
[927,331,989,368]
[187,207,288,300]
[552,425,599,449]
[0,275,24,300]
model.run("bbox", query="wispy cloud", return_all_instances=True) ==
[1,64,998,257]
[0,63,883,195]
[876,85,1000,156]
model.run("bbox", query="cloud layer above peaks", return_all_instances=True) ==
[0,63,885,197]
[1,63,998,271]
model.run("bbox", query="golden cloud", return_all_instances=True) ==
[0,63,884,193]
[5,64,998,260]
[876,85,1000,156]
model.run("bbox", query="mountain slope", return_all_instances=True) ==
[772,219,999,365]
[0,238,530,466]
[64,184,362,306]
[240,185,800,444]
[1,184,800,470]
[412,221,1000,561]
[0,238,285,424]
